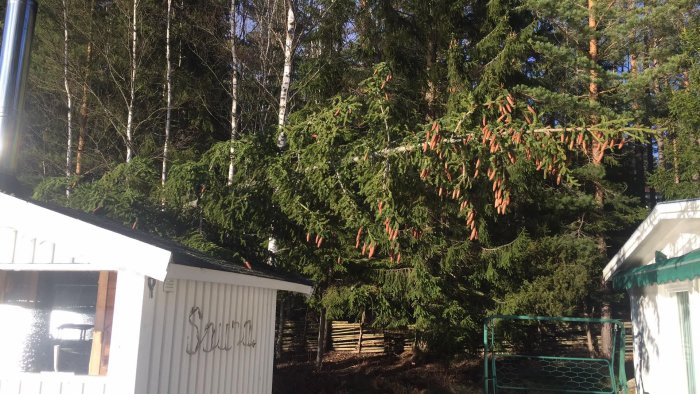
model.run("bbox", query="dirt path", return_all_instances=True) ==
[272,352,483,394]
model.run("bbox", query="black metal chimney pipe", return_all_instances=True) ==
[0,0,37,194]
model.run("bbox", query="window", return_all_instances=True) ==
[676,291,696,394]
[0,271,116,376]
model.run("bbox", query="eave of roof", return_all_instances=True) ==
[603,198,700,282]
[0,192,313,291]
[612,249,700,289]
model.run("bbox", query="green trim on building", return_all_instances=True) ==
[612,249,700,290]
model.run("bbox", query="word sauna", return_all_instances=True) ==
[186,306,257,355]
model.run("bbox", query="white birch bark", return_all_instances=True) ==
[178,0,183,68]
[125,0,138,162]
[275,3,295,149]
[62,0,73,196]
[75,40,91,177]
[162,0,173,186]
[227,0,240,186]
[269,1,296,262]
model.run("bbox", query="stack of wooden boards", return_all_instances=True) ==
[330,321,414,354]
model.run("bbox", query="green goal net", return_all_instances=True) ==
[483,315,628,394]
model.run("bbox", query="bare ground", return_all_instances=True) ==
[272,351,483,394]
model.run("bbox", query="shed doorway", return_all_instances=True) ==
[0,270,116,376]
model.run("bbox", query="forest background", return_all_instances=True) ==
[6,0,700,358]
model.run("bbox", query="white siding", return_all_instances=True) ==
[0,193,171,280]
[630,279,700,394]
[0,374,107,394]
[657,232,700,264]
[108,271,148,394]
[138,278,277,394]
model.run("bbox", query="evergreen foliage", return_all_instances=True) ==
[9,0,698,355]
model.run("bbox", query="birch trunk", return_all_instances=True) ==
[62,0,72,196]
[227,0,240,186]
[178,0,183,68]
[162,0,173,186]
[267,1,295,263]
[75,39,92,177]
[125,0,138,163]
[276,3,295,149]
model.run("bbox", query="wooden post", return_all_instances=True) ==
[356,309,365,353]
[89,271,117,375]
[301,306,309,354]
[89,271,109,375]
[316,308,326,369]
[0,271,6,303]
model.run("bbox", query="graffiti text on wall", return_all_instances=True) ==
[185,306,256,355]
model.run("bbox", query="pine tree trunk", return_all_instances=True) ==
[647,137,657,204]
[162,0,173,186]
[423,7,437,115]
[227,0,240,186]
[584,301,600,358]
[276,3,295,149]
[125,0,138,163]
[672,136,679,184]
[588,0,612,359]
[62,0,72,196]
[657,133,664,171]
[75,0,94,177]
[587,15,602,171]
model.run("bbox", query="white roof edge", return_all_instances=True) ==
[1,193,313,287]
[603,199,700,281]
[1,192,173,280]
[166,264,314,294]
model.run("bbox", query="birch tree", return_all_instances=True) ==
[125,0,139,162]
[227,0,240,185]
[265,0,296,261]
[275,0,295,149]
[62,0,73,196]
[75,38,92,177]
[162,0,173,185]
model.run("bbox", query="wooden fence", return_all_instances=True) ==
[279,319,632,357]
[330,321,415,354]
[280,318,319,357]
[278,319,415,356]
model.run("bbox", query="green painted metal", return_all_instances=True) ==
[612,249,700,290]
[484,315,628,394]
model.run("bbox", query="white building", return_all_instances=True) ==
[0,191,313,394]
[603,198,700,394]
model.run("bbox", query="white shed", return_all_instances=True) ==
[0,191,313,394]
[603,198,700,394]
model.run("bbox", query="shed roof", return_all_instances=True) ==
[603,198,700,282]
[0,192,313,293]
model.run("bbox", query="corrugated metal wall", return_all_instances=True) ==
[0,375,107,394]
[140,278,277,394]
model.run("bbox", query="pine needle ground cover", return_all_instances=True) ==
[273,352,483,394]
